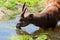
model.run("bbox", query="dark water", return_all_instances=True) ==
[0,15,60,40]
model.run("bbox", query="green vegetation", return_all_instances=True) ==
[0,0,45,10]
[10,35,33,40]
[18,0,40,6]
[17,0,45,6]
[10,34,49,40]
[0,0,45,19]
[36,33,48,40]
[9,12,20,19]
[0,0,16,10]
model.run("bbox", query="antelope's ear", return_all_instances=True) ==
[22,2,26,12]
[21,2,27,18]
[21,7,27,18]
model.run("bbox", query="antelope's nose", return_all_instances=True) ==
[16,23,22,29]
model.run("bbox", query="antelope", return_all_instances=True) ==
[16,0,60,31]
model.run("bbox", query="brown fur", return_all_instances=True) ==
[16,0,60,31]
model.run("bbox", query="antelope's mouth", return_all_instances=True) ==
[16,22,29,29]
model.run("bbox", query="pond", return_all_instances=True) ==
[0,15,60,40]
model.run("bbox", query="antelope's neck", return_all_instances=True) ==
[39,0,60,18]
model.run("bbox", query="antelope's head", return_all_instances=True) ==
[16,2,34,29]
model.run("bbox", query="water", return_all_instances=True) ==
[0,16,18,40]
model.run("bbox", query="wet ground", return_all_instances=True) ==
[0,15,60,40]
